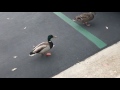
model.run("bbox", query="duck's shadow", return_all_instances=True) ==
[77,22,96,28]
[30,52,55,61]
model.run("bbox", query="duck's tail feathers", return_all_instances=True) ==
[29,52,36,56]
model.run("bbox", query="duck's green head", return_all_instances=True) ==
[48,35,57,41]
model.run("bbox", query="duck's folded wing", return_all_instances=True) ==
[33,45,47,53]
[80,13,90,18]
[33,42,48,50]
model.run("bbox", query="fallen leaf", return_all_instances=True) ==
[24,27,27,29]
[13,56,17,58]
[106,26,108,29]
[12,68,17,71]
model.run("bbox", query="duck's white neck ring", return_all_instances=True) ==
[49,41,52,42]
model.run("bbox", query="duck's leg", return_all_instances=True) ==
[46,52,52,56]
[85,22,90,26]
[82,22,85,24]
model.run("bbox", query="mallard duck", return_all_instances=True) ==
[29,35,57,56]
[74,12,96,26]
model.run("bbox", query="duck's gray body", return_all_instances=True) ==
[29,35,57,56]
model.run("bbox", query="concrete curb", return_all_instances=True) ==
[52,41,120,78]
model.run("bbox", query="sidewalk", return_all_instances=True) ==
[52,41,120,78]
